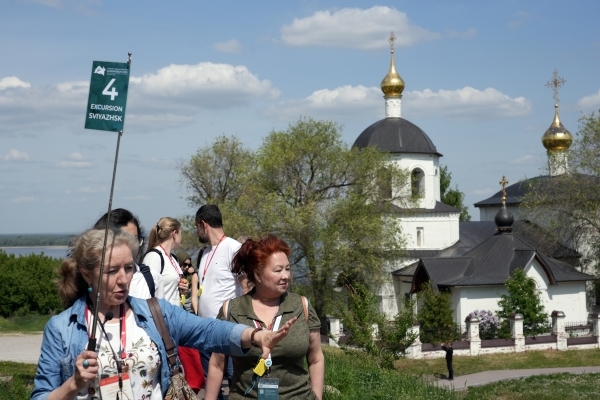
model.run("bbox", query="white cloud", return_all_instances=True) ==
[12,196,36,203]
[56,153,92,168]
[265,85,531,121]
[510,154,535,165]
[0,77,31,90]
[0,62,279,135]
[213,39,242,54]
[471,188,494,195]
[577,89,600,110]
[3,149,29,162]
[281,6,440,49]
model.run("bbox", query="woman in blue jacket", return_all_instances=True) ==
[31,228,295,400]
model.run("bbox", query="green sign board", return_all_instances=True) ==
[85,61,130,132]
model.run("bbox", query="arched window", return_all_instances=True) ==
[411,168,425,198]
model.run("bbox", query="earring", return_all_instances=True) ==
[87,285,93,293]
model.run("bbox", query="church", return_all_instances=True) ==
[352,34,595,325]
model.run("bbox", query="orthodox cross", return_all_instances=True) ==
[545,69,566,105]
[499,175,509,203]
[389,31,396,54]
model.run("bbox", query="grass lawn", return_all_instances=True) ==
[0,315,51,333]
[0,361,37,400]
[395,348,600,377]
[463,372,600,399]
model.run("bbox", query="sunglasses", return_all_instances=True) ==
[182,262,193,268]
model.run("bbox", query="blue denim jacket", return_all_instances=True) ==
[31,296,248,400]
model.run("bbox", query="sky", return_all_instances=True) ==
[1,0,599,234]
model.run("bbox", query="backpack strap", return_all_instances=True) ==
[147,248,165,274]
[301,296,309,323]
[138,264,156,298]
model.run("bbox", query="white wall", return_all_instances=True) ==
[399,212,460,250]
[392,153,440,209]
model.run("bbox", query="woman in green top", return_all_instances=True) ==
[205,235,324,400]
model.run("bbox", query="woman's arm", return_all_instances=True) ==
[204,353,226,400]
[191,273,199,315]
[240,317,298,359]
[46,350,98,400]
[307,330,325,400]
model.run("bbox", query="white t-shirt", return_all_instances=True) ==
[198,237,242,319]
[142,247,182,307]
[128,263,165,300]
[79,310,162,400]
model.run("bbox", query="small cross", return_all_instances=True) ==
[389,31,396,54]
[545,69,566,105]
[499,175,509,202]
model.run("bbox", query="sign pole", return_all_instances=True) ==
[87,53,132,351]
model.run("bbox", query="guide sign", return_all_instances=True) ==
[84,61,130,132]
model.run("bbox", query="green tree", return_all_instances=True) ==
[417,284,455,345]
[496,268,548,337]
[337,282,418,369]
[440,165,471,221]
[178,117,413,320]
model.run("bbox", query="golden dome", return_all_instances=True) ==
[542,104,573,151]
[380,50,405,97]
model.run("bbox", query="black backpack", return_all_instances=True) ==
[147,248,178,274]
[138,264,156,298]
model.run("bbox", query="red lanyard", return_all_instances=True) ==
[159,245,183,276]
[201,234,226,283]
[86,303,127,359]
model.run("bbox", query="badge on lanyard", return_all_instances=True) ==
[99,372,134,400]
[257,377,279,399]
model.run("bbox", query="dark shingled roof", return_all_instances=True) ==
[353,117,442,156]
[412,231,594,291]
[473,178,540,207]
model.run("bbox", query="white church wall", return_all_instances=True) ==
[454,286,508,325]
[392,153,440,209]
[399,213,460,249]
[546,282,588,322]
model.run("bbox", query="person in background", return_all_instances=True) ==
[176,250,199,315]
[142,217,188,307]
[205,235,324,400]
[441,342,454,381]
[31,228,297,400]
[195,204,244,394]
[93,208,164,299]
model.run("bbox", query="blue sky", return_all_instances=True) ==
[1,0,599,234]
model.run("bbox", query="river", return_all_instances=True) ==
[1,246,68,259]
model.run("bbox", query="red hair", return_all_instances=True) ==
[232,235,290,283]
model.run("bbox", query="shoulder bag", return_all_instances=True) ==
[147,297,199,400]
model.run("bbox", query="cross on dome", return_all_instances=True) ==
[499,175,509,203]
[545,69,566,105]
[388,31,396,54]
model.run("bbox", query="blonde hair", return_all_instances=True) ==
[58,228,138,308]
[145,217,181,252]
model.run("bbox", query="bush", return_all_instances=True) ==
[0,251,61,317]
[417,284,455,345]
[467,310,502,339]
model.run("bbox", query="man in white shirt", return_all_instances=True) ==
[93,208,164,299]
[195,205,243,394]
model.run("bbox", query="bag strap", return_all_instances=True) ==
[147,297,178,370]
[222,299,231,321]
[148,248,166,274]
[138,264,156,297]
[301,296,309,323]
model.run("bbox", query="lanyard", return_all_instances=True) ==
[159,245,183,276]
[201,234,226,285]
[86,303,126,360]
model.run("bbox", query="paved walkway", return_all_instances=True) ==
[433,366,600,391]
[0,333,43,364]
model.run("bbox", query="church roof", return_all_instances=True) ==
[473,178,542,207]
[412,230,594,292]
[353,117,442,156]
[390,201,460,214]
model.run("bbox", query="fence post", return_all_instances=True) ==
[591,312,600,348]
[328,317,342,348]
[465,315,481,356]
[552,311,567,350]
[405,323,422,359]
[509,313,525,352]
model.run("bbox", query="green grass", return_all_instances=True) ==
[395,348,600,377]
[464,372,600,399]
[0,314,51,333]
[0,361,37,400]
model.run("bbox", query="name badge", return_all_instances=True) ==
[257,377,279,400]
[99,372,134,400]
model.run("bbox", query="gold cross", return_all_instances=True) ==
[499,175,509,202]
[545,69,566,105]
[389,31,396,54]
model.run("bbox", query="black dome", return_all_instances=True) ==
[494,204,514,232]
[353,117,442,156]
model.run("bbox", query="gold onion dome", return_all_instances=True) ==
[380,32,404,97]
[542,104,573,151]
